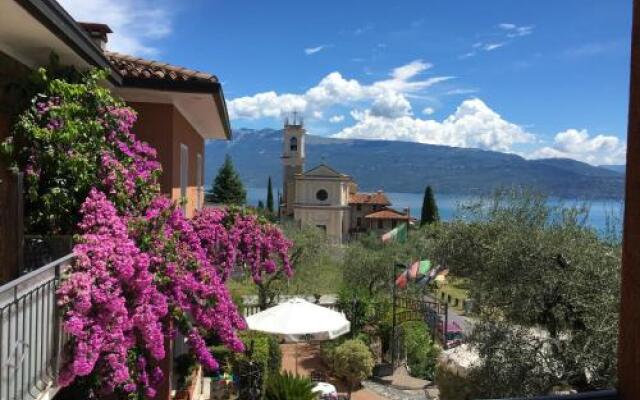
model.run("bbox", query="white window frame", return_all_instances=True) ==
[180,144,189,210]
[196,153,203,209]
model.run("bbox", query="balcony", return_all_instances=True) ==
[0,254,73,400]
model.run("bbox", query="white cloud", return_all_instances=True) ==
[304,45,330,55]
[461,23,534,58]
[498,23,534,37]
[370,92,412,118]
[58,0,172,56]
[228,59,452,120]
[333,98,534,153]
[329,115,345,123]
[507,26,534,38]
[484,43,505,51]
[422,107,435,115]
[529,129,626,165]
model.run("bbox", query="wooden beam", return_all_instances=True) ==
[618,0,640,397]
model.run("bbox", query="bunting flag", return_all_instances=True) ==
[381,223,408,243]
[408,259,431,280]
[395,269,409,289]
[396,259,433,288]
[417,264,445,287]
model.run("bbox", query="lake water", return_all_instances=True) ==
[247,187,623,233]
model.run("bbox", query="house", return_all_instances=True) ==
[0,1,230,399]
[280,119,410,243]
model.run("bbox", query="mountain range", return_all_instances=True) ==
[205,128,624,199]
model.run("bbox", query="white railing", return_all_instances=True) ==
[0,254,73,400]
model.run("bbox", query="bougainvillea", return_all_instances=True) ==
[38,69,294,398]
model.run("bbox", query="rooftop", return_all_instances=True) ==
[364,207,410,220]
[350,191,391,206]
[105,51,218,84]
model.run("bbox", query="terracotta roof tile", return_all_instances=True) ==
[349,191,391,205]
[105,51,218,84]
[364,207,410,220]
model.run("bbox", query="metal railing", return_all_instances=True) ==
[481,390,618,400]
[0,253,73,400]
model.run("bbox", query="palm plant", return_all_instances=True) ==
[265,371,316,400]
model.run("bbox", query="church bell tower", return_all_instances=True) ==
[281,112,305,217]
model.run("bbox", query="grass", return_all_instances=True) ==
[226,258,344,302]
[432,276,470,312]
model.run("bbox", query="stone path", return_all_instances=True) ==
[362,380,439,400]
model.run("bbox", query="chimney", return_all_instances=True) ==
[78,22,112,51]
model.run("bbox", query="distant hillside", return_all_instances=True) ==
[205,128,624,199]
[599,165,626,174]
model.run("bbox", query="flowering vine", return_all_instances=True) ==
[6,69,294,398]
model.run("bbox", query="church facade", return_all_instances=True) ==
[280,119,410,243]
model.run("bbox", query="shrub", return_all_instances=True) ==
[333,339,375,398]
[403,321,439,380]
[265,371,316,400]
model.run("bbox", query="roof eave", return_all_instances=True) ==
[119,77,232,140]
[15,0,122,85]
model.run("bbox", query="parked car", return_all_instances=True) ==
[437,320,464,348]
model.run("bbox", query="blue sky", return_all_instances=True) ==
[61,0,632,165]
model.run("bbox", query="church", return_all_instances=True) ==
[280,117,411,243]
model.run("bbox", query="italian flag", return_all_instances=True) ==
[381,223,408,243]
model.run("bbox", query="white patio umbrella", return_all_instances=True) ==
[246,297,350,339]
[245,297,351,373]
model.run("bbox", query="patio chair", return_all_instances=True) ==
[310,370,327,382]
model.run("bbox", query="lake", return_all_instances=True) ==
[246,187,623,233]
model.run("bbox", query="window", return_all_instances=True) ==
[357,217,362,227]
[180,144,188,210]
[316,189,328,201]
[196,153,203,209]
[392,220,397,228]
[289,137,298,152]
[356,204,362,211]
[377,220,383,229]
[316,225,327,234]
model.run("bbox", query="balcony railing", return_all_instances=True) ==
[0,253,73,400]
[481,389,618,400]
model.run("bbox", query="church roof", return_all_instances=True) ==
[302,164,349,178]
[364,207,410,220]
[349,191,391,205]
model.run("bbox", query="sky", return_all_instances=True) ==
[59,0,632,166]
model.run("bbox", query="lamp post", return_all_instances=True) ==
[391,262,406,367]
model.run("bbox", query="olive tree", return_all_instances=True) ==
[434,190,620,397]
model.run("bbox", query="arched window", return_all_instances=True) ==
[316,189,328,201]
[289,137,298,152]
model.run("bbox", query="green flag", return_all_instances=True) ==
[381,222,408,243]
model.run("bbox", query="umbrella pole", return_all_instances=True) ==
[295,341,299,375]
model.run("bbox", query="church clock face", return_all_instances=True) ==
[316,189,328,201]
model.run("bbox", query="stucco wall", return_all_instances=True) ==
[295,178,348,206]
[294,207,348,244]
[129,102,204,218]
[172,106,204,218]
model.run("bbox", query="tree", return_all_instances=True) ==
[206,154,246,205]
[255,224,333,310]
[433,189,620,397]
[333,339,374,399]
[257,200,265,210]
[266,176,274,213]
[420,185,439,226]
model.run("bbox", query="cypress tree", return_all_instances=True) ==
[266,176,274,213]
[420,186,439,226]
[257,200,265,209]
[206,154,246,205]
